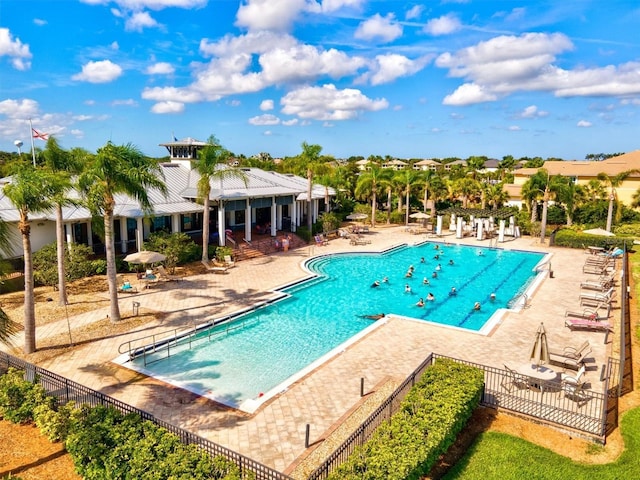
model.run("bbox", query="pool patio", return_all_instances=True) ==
[2,226,616,474]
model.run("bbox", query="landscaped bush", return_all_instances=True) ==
[34,400,81,442]
[33,242,99,287]
[65,404,243,480]
[321,212,341,233]
[328,358,484,480]
[553,229,634,250]
[0,367,54,424]
[144,231,200,272]
[613,223,640,237]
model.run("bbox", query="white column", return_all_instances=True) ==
[276,204,283,230]
[476,220,484,240]
[271,197,277,236]
[449,213,456,231]
[171,214,180,234]
[436,215,443,236]
[245,201,251,242]
[498,219,506,243]
[456,216,463,239]
[218,204,226,246]
[291,201,297,232]
[86,221,93,248]
[120,218,128,253]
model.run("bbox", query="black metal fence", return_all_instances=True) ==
[0,351,292,480]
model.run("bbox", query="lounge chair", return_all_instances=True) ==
[501,365,530,392]
[117,276,138,293]
[565,304,610,321]
[549,344,592,371]
[579,287,615,307]
[561,364,586,385]
[314,235,328,246]
[157,265,182,282]
[580,274,615,292]
[565,318,613,333]
[223,255,236,268]
[202,260,230,274]
[549,340,590,361]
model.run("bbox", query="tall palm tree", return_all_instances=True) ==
[79,141,168,323]
[451,177,481,208]
[299,142,323,234]
[41,137,81,305]
[521,170,548,223]
[485,182,510,210]
[0,220,18,347]
[597,170,639,232]
[355,165,391,227]
[195,135,247,261]
[394,169,420,225]
[4,164,67,353]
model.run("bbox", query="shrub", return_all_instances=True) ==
[34,400,80,442]
[553,229,634,250]
[33,242,97,287]
[214,245,234,262]
[614,223,640,237]
[296,226,312,243]
[0,368,54,424]
[144,231,199,272]
[328,358,484,480]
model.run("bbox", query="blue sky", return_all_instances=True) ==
[1,0,640,160]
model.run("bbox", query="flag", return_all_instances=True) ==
[32,128,49,141]
[173,135,179,141]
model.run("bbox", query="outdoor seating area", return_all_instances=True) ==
[201,259,231,274]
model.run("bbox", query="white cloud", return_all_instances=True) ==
[518,105,548,118]
[282,118,298,126]
[362,53,431,85]
[142,86,205,103]
[443,83,497,105]
[34,18,47,26]
[508,125,521,131]
[81,0,207,9]
[0,28,32,70]
[111,99,138,106]
[146,62,175,75]
[405,5,423,20]
[73,115,94,121]
[260,99,274,111]
[72,60,123,83]
[151,101,185,114]
[249,114,280,125]
[424,14,462,36]
[200,31,297,58]
[577,120,592,127]
[354,13,402,43]
[126,11,160,32]
[260,45,367,84]
[235,0,310,32]
[0,98,39,119]
[321,0,364,12]
[281,83,388,120]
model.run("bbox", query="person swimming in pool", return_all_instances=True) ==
[423,277,430,285]
[371,280,381,288]
[474,301,481,311]
[361,313,385,320]
[435,264,441,271]
[382,276,389,283]
[416,298,425,307]
[405,284,412,293]
[427,292,435,301]
[420,257,425,263]
[448,259,454,266]
[490,293,496,301]
[432,271,438,279]
[449,286,457,296]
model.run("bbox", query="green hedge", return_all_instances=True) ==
[553,229,635,250]
[0,368,244,480]
[328,358,484,480]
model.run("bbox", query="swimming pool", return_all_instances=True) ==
[120,242,546,411]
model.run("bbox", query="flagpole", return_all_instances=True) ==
[28,118,36,167]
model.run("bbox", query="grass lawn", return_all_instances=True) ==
[443,407,640,480]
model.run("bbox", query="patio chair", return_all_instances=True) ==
[549,340,590,361]
[579,287,615,307]
[501,365,530,392]
[201,260,230,274]
[157,265,182,282]
[223,255,236,268]
[565,304,610,321]
[561,364,586,385]
[563,381,590,407]
[314,235,328,246]
[580,273,615,292]
[117,275,138,293]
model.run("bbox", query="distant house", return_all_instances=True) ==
[381,159,408,170]
[413,159,440,171]
[0,137,335,258]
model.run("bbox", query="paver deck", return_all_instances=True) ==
[1,226,615,473]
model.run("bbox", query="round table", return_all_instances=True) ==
[518,363,557,392]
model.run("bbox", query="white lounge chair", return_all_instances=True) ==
[202,260,230,274]
[157,265,182,282]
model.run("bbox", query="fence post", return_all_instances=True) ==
[305,424,311,448]
[360,377,365,397]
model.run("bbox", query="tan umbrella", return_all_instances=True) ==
[409,212,430,219]
[583,228,615,237]
[530,322,550,369]
[123,250,166,264]
[346,213,368,221]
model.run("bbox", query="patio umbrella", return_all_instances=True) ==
[346,213,368,221]
[583,228,615,237]
[530,322,550,369]
[123,250,166,264]
[409,212,431,220]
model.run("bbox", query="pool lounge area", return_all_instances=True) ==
[12,225,613,474]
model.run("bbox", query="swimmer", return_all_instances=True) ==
[420,257,425,263]
[434,254,440,260]
[474,302,481,311]
[361,313,385,320]
[449,287,457,296]
[432,272,438,279]
[435,264,441,271]
[423,277,430,285]
[448,259,454,266]
[490,293,496,301]
[405,271,413,278]
[434,244,440,250]
[416,298,425,307]
[427,292,435,301]
[371,280,381,288]
[405,284,412,293]
[478,250,484,256]
[409,265,415,272]
[382,276,389,283]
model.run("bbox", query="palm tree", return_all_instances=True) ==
[0,220,18,346]
[4,164,67,353]
[299,142,323,234]
[485,182,510,210]
[394,169,420,225]
[522,169,565,243]
[597,170,639,232]
[41,137,81,305]
[195,135,247,261]
[355,165,391,227]
[79,142,168,323]
[521,170,548,223]
[451,177,481,208]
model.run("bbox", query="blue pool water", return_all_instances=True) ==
[126,243,545,410]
